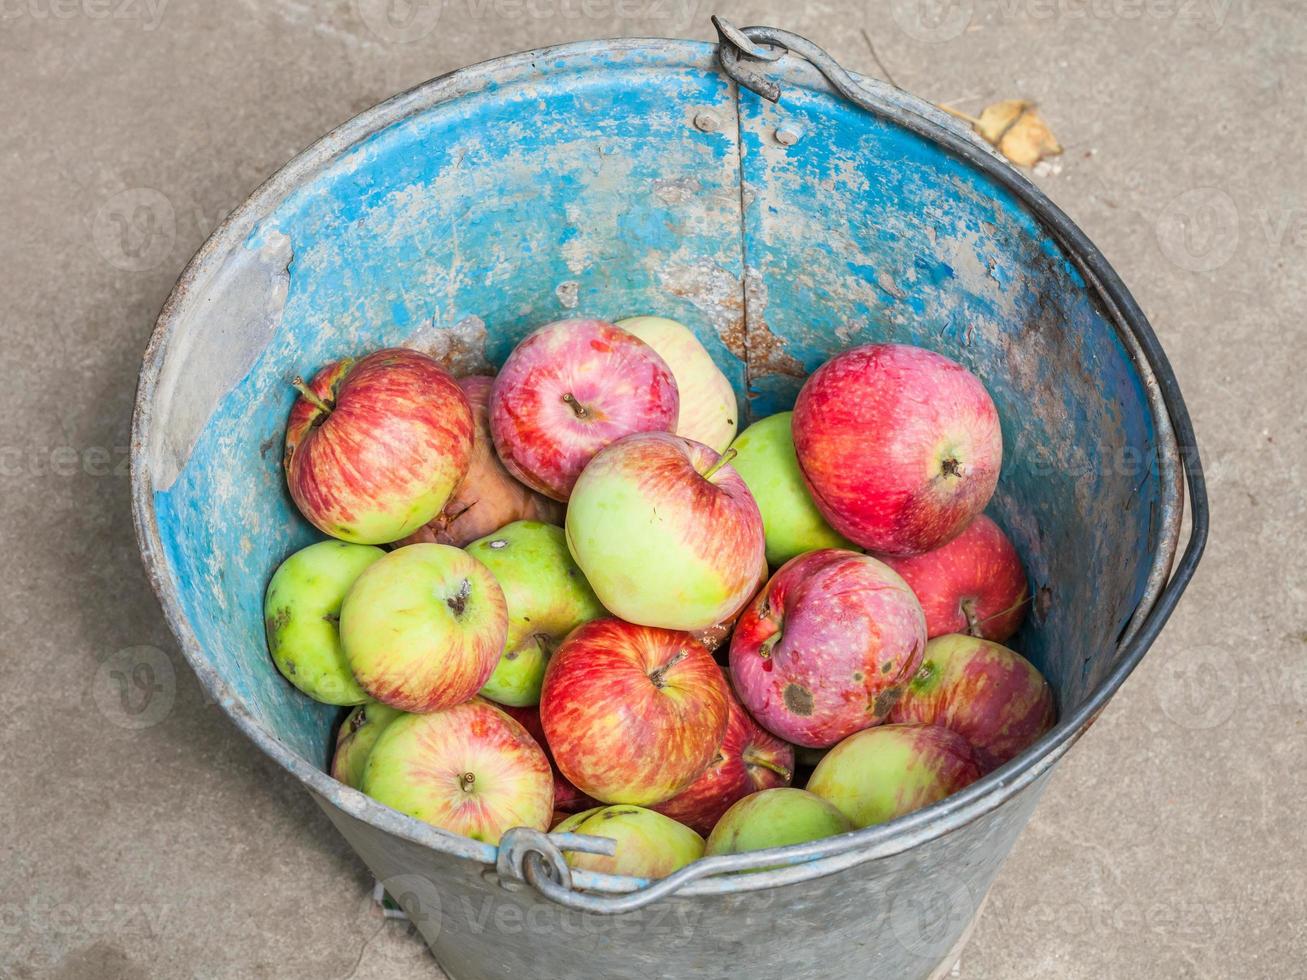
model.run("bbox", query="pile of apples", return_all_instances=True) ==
[265,315,1054,877]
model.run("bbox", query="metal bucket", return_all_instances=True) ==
[131,21,1207,980]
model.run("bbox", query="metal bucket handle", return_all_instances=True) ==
[494,17,1211,912]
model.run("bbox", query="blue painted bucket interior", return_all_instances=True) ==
[146,44,1159,775]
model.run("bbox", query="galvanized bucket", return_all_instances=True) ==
[131,20,1207,980]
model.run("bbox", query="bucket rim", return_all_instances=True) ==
[130,33,1209,899]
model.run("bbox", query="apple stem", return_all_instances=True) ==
[291,376,334,415]
[561,392,589,419]
[743,749,793,782]
[648,650,688,688]
[459,771,476,793]
[758,630,782,659]
[961,598,982,636]
[699,447,738,482]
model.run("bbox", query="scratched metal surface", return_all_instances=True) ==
[133,37,1169,976]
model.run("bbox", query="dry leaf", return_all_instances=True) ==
[944,99,1063,169]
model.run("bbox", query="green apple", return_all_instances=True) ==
[728,412,855,566]
[330,702,403,788]
[616,316,739,452]
[806,723,982,828]
[264,540,384,704]
[466,521,606,706]
[704,788,852,859]
[553,805,704,878]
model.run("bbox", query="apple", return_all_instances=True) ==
[539,618,730,806]
[889,634,1055,771]
[340,543,507,712]
[394,376,563,547]
[489,319,678,501]
[807,723,982,828]
[616,315,738,452]
[704,788,853,857]
[654,669,795,835]
[464,521,607,707]
[729,412,854,566]
[498,703,596,813]
[729,549,926,748]
[361,698,553,844]
[566,432,766,631]
[553,806,704,877]
[792,343,1002,556]
[264,540,383,704]
[284,348,474,544]
[879,514,1028,642]
[331,701,404,788]
[690,557,768,654]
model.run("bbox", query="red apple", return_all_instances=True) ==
[729,549,926,748]
[792,343,1002,556]
[539,619,730,806]
[565,432,766,631]
[489,319,678,501]
[653,668,794,835]
[879,514,1028,642]
[499,703,596,814]
[360,698,553,844]
[889,633,1055,772]
[284,348,474,544]
[395,375,563,547]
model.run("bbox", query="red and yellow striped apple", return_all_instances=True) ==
[653,668,794,835]
[729,549,926,748]
[489,319,678,501]
[553,806,704,877]
[792,343,1002,556]
[890,633,1054,771]
[807,723,982,827]
[539,619,730,806]
[283,348,473,544]
[880,514,1028,642]
[361,698,553,844]
[565,432,765,631]
[395,375,562,547]
[340,543,507,712]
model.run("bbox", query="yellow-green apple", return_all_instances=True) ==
[704,788,853,857]
[464,521,606,707]
[729,549,926,748]
[331,701,403,788]
[264,540,383,704]
[890,634,1054,771]
[553,806,703,877]
[499,703,596,814]
[879,514,1028,642]
[565,432,765,631]
[616,315,738,452]
[395,375,562,548]
[284,348,473,544]
[653,669,794,835]
[361,698,553,843]
[340,543,507,712]
[792,343,1002,556]
[539,619,730,805]
[807,723,982,828]
[729,412,854,566]
[489,319,678,501]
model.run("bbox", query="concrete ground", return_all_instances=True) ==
[1,0,1302,977]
